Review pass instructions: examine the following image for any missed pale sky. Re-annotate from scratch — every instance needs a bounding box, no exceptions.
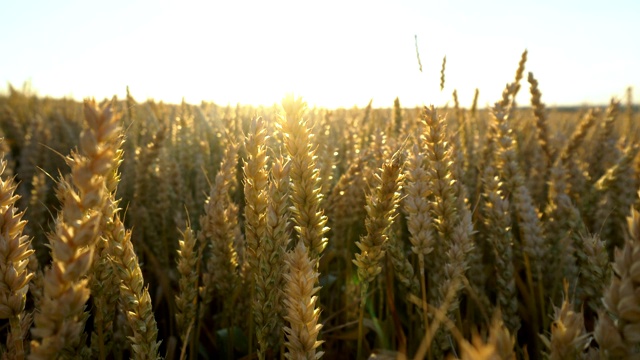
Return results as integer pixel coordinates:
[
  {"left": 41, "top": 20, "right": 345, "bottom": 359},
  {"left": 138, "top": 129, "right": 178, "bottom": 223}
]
[{"left": 1, "top": 0, "right": 638, "bottom": 108}]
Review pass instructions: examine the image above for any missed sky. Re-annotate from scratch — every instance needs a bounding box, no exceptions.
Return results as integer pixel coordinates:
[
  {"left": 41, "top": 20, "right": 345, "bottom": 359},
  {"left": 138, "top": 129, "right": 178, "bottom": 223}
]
[{"left": 1, "top": 0, "right": 638, "bottom": 108}]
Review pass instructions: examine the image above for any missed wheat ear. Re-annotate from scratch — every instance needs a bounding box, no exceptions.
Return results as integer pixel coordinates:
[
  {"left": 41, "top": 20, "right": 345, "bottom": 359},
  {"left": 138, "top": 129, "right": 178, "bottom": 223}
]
[
  {"left": 482, "top": 164, "right": 519, "bottom": 333},
  {"left": 198, "top": 141, "right": 240, "bottom": 314},
  {"left": 175, "top": 225, "right": 199, "bottom": 351},
  {"left": 242, "top": 116, "right": 270, "bottom": 358},
  {"left": 30, "top": 100, "right": 121, "bottom": 359},
  {"left": 457, "top": 311, "right": 517, "bottom": 360},
  {"left": 110, "top": 215, "right": 161, "bottom": 360},
  {"left": 596, "top": 197, "right": 640, "bottom": 357},
  {"left": 278, "top": 95, "right": 328, "bottom": 260},
  {"left": 440, "top": 55, "right": 447, "bottom": 91},
  {"left": 353, "top": 154, "right": 403, "bottom": 359},
  {"left": 255, "top": 155, "right": 291, "bottom": 358},
  {"left": 580, "top": 233, "right": 610, "bottom": 311},
  {"left": 528, "top": 72, "right": 552, "bottom": 164},
  {"left": 404, "top": 143, "right": 435, "bottom": 328},
  {"left": 540, "top": 281, "right": 590, "bottom": 360},
  {"left": 492, "top": 102, "right": 545, "bottom": 276},
  {"left": 422, "top": 105, "right": 459, "bottom": 303},
  {"left": 283, "top": 242, "right": 324, "bottom": 360},
  {"left": 0, "top": 157, "right": 34, "bottom": 360},
  {"left": 90, "top": 125, "right": 125, "bottom": 359}
]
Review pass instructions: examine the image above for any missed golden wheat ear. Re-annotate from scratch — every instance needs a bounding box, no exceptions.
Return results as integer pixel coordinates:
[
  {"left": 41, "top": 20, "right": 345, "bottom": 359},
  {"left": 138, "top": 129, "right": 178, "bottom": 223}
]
[
  {"left": 175, "top": 225, "right": 199, "bottom": 352},
  {"left": 31, "top": 100, "right": 121, "bottom": 359},
  {"left": 197, "top": 140, "right": 241, "bottom": 353},
  {"left": 540, "top": 281, "right": 590, "bottom": 359},
  {"left": 254, "top": 155, "right": 291, "bottom": 359},
  {"left": 278, "top": 95, "right": 328, "bottom": 260},
  {"left": 110, "top": 219, "right": 161, "bottom": 359},
  {"left": 353, "top": 154, "right": 403, "bottom": 359},
  {"left": 242, "top": 116, "right": 270, "bottom": 358},
  {"left": 0, "top": 155, "right": 34, "bottom": 360},
  {"left": 283, "top": 241, "right": 324, "bottom": 360}
]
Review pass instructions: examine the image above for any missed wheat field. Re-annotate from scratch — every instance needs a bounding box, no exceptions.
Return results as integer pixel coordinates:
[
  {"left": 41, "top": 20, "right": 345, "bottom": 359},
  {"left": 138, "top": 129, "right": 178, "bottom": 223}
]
[{"left": 0, "top": 52, "right": 639, "bottom": 360}]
